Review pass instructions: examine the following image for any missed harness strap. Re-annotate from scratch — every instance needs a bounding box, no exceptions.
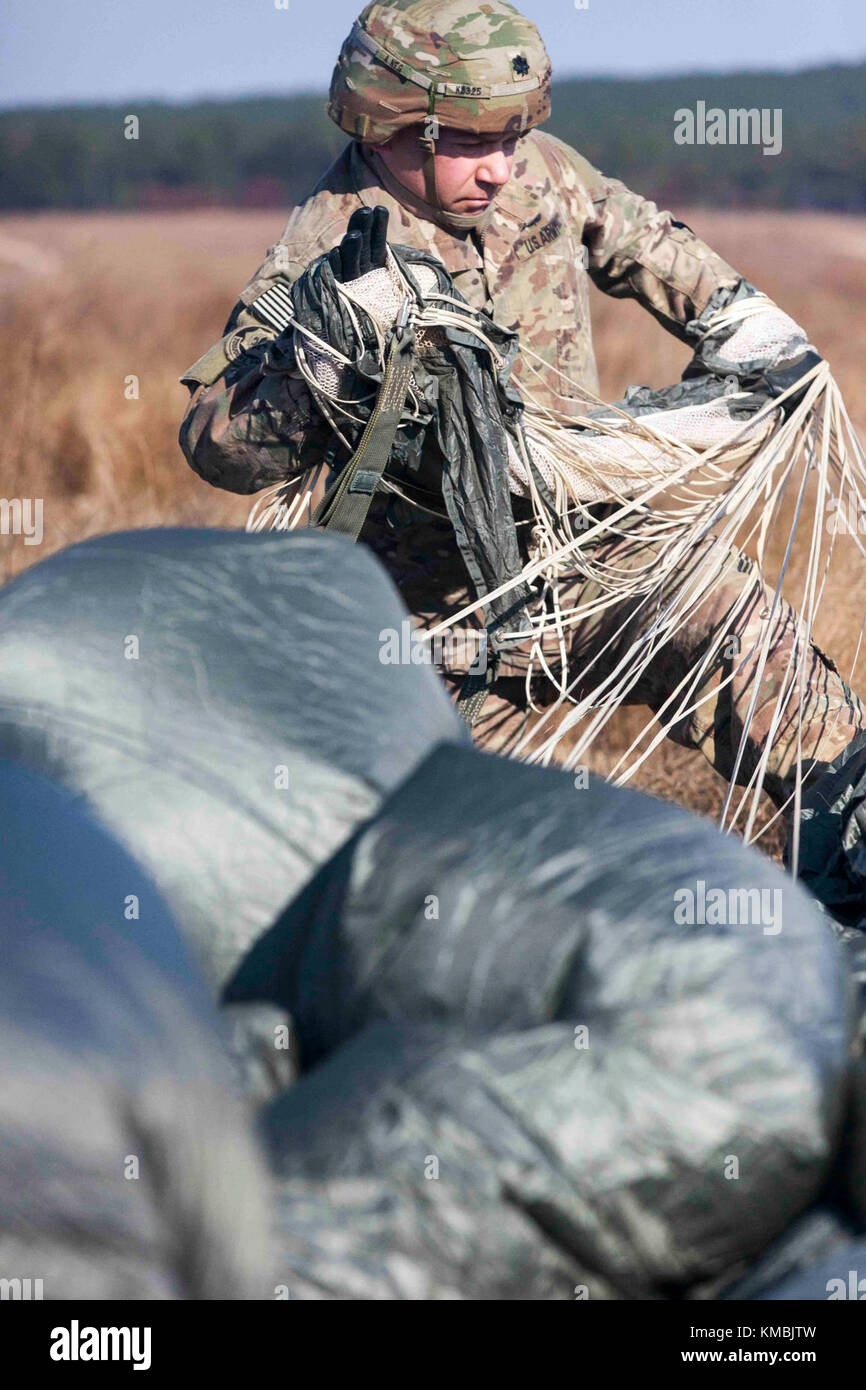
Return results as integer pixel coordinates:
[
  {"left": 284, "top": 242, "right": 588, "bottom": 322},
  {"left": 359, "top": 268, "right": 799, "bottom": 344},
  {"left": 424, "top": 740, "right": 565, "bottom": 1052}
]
[
  {"left": 312, "top": 323, "right": 416, "bottom": 542},
  {"left": 455, "top": 670, "right": 492, "bottom": 727},
  {"left": 313, "top": 311, "right": 497, "bottom": 729}
]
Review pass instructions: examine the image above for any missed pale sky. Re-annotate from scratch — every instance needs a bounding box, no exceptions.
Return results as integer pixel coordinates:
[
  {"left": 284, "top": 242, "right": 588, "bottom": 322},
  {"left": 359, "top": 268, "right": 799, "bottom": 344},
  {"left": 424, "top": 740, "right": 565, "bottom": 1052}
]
[{"left": 1, "top": 0, "right": 864, "bottom": 109}]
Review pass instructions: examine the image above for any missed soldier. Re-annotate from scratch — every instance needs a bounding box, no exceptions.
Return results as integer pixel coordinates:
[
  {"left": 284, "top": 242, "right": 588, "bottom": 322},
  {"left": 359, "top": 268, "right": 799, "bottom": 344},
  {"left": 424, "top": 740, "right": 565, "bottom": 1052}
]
[{"left": 179, "top": 0, "right": 862, "bottom": 810}]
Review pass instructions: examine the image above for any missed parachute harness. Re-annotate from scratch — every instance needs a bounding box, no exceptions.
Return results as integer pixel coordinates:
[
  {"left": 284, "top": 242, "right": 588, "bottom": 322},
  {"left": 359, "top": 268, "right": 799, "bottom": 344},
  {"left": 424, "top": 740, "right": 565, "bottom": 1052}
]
[{"left": 247, "top": 251, "right": 866, "bottom": 859}]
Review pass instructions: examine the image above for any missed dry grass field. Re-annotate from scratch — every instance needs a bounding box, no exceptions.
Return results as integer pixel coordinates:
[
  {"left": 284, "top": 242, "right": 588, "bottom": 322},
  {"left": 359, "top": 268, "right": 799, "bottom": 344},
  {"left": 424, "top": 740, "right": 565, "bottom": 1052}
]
[{"left": 2, "top": 204, "right": 866, "bottom": 843}]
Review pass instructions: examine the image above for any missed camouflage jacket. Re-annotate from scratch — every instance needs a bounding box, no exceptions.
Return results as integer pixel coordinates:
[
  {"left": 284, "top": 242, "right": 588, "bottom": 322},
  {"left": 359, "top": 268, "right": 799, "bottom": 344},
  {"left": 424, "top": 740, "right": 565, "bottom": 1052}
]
[{"left": 179, "top": 130, "right": 742, "bottom": 494}]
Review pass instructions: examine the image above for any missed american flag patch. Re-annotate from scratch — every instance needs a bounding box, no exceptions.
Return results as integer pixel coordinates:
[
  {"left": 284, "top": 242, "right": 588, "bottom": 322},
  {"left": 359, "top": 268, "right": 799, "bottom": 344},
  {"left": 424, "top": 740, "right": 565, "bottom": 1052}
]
[{"left": 249, "top": 281, "right": 295, "bottom": 333}]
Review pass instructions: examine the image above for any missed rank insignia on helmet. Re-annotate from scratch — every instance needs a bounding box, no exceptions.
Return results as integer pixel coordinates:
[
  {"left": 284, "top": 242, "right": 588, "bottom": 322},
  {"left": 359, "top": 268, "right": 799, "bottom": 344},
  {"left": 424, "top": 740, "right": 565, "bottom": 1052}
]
[{"left": 327, "top": 2, "right": 552, "bottom": 146}]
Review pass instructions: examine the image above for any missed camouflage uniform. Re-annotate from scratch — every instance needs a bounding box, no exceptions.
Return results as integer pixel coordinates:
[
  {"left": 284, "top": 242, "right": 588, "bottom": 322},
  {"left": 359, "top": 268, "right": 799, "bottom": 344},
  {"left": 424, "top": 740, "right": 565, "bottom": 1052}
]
[
  {"left": 180, "top": 130, "right": 742, "bottom": 482},
  {"left": 179, "top": 0, "right": 862, "bottom": 802}
]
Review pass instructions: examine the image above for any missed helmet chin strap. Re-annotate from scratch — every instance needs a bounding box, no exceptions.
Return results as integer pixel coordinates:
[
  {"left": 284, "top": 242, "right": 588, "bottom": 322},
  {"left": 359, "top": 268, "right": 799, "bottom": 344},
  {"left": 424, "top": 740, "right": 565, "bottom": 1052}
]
[
  {"left": 419, "top": 89, "right": 440, "bottom": 209},
  {"left": 421, "top": 135, "right": 440, "bottom": 209},
  {"left": 365, "top": 144, "right": 495, "bottom": 234},
  {"left": 364, "top": 91, "right": 497, "bottom": 237}
]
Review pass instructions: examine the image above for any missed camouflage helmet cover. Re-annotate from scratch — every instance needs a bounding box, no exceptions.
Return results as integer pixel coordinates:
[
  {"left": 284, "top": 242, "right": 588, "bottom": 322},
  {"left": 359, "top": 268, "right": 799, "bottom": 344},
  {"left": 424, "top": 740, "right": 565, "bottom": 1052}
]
[{"left": 327, "top": 0, "right": 553, "bottom": 144}]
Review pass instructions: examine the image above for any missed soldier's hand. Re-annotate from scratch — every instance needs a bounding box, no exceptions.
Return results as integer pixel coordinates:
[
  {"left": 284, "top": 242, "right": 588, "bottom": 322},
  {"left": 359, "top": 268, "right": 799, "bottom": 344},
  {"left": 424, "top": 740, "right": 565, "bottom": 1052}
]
[{"left": 327, "top": 206, "right": 389, "bottom": 283}]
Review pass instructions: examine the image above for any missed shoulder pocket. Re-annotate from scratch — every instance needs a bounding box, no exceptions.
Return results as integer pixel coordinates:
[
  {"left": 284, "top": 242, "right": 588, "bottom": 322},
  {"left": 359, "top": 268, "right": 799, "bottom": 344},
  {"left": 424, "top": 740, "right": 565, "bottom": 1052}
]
[{"left": 180, "top": 325, "right": 272, "bottom": 389}]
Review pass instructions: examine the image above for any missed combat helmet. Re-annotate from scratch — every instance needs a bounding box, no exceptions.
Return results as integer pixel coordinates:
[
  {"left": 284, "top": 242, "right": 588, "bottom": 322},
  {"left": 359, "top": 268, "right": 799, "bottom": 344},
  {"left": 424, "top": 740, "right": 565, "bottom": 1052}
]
[{"left": 327, "top": 0, "right": 552, "bottom": 209}]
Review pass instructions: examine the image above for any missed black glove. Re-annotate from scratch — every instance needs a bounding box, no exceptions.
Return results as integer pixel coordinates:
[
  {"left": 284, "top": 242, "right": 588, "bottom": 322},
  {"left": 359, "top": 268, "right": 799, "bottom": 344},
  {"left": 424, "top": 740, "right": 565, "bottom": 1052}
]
[{"left": 327, "top": 206, "right": 389, "bottom": 283}]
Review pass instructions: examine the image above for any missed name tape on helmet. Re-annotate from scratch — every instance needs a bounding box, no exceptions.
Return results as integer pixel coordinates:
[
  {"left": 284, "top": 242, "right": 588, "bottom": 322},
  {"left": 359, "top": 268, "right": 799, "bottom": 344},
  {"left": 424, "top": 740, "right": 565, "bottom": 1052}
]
[{"left": 350, "top": 21, "right": 544, "bottom": 100}]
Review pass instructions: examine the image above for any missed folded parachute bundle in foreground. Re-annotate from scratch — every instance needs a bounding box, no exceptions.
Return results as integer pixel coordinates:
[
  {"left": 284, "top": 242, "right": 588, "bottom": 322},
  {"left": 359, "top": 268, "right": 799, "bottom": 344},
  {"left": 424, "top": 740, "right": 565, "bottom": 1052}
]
[
  {"left": 0, "top": 759, "right": 276, "bottom": 1299},
  {"left": 1, "top": 528, "right": 865, "bottom": 1298}
]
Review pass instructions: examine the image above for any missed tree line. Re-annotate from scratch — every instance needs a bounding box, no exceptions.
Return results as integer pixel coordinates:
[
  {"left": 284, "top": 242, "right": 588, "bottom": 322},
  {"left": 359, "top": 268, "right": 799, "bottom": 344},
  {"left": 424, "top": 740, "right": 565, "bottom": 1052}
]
[{"left": 1, "top": 62, "right": 863, "bottom": 212}]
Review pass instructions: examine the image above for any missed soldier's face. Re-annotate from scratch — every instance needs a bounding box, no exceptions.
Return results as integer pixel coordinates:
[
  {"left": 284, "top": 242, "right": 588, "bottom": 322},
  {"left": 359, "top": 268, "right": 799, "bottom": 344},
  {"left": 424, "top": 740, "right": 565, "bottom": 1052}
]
[{"left": 372, "top": 126, "right": 519, "bottom": 212}]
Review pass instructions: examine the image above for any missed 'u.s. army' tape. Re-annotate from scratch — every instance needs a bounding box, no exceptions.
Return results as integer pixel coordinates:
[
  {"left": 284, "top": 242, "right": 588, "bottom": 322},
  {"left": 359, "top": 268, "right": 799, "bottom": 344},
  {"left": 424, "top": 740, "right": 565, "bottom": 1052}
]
[{"left": 248, "top": 280, "right": 295, "bottom": 333}]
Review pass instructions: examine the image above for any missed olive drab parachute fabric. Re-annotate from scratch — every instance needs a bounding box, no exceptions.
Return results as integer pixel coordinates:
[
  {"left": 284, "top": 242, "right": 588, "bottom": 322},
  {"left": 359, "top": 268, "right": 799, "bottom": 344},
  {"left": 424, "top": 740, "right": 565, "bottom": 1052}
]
[
  {"left": 264, "top": 1026, "right": 864, "bottom": 1300},
  {"left": 750, "top": 1238, "right": 866, "bottom": 1300},
  {"left": 2, "top": 527, "right": 865, "bottom": 1298},
  {"left": 229, "top": 740, "right": 854, "bottom": 1297},
  {"left": 0, "top": 761, "right": 275, "bottom": 1299},
  {"left": 790, "top": 730, "right": 866, "bottom": 1003},
  {"left": 722, "top": 1210, "right": 866, "bottom": 1300},
  {"left": 793, "top": 731, "right": 866, "bottom": 932},
  {"left": 0, "top": 528, "right": 463, "bottom": 993}
]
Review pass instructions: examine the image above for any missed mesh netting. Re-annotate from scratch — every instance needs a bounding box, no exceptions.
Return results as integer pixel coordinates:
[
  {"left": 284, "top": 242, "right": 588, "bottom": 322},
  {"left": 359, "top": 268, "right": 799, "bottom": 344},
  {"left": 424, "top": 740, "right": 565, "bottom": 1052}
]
[
  {"left": 508, "top": 395, "right": 778, "bottom": 503},
  {"left": 307, "top": 259, "right": 442, "bottom": 400},
  {"left": 703, "top": 298, "right": 811, "bottom": 369}
]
